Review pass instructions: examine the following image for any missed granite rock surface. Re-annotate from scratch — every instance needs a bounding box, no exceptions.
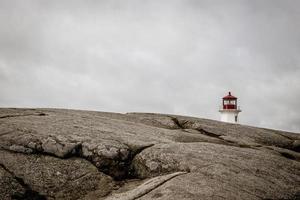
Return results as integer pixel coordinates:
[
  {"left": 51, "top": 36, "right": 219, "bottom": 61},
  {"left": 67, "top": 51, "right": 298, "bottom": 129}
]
[{"left": 0, "top": 108, "right": 299, "bottom": 200}]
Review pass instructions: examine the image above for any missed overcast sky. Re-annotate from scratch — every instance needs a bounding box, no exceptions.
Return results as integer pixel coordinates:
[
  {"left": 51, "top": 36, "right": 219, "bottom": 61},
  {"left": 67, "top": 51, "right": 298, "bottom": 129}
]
[{"left": 0, "top": 0, "right": 299, "bottom": 132}]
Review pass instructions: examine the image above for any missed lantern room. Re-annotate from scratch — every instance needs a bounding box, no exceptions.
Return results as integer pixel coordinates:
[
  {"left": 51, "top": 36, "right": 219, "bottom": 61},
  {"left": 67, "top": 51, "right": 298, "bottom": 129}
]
[
  {"left": 219, "top": 91, "right": 241, "bottom": 123},
  {"left": 222, "top": 92, "right": 237, "bottom": 110}
]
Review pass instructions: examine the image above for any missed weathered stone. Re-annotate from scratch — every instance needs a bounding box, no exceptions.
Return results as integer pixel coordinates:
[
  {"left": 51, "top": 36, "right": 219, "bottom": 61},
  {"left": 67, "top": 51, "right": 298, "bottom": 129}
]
[
  {"left": 132, "top": 143, "right": 300, "bottom": 199},
  {"left": 0, "top": 166, "right": 26, "bottom": 200},
  {"left": 0, "top": 108, "right": 299, "bottom": 199},
  {"left": 0, "top": 150, "right": 114, "bottom": 200},
  {"left": 293, "top": 140, "right": 300, "bottom": 152},
  {"left": 41, "top": 135, "right": 80, "bottom": 157},
  {"left": 104, "top": 172, "right": 187, "bottom": 200}
]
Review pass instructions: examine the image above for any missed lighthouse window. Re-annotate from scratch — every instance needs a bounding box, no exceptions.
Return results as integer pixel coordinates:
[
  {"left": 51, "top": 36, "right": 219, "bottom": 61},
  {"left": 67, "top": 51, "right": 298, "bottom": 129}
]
[
  {"left": 235, "top": 116, "right": 238, "bottom": 122},
  {"left": 224, "top": 100, "right": 229, "bottom": 105}
]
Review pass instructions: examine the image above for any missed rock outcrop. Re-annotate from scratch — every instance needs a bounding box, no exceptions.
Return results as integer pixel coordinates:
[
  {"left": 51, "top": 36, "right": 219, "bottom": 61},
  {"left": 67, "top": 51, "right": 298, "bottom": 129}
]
[{"left": 0, "top": 108, "right": 299, "bottom": 200}]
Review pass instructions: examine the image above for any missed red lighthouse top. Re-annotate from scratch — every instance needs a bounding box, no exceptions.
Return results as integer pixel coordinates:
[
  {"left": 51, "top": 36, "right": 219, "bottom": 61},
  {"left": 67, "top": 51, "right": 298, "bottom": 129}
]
[
  {"left": 222, "top": 92, "right": 238, "bottom": 109},
  {"left": 223, "top": 92, "right": 237, "bottom": 100}
]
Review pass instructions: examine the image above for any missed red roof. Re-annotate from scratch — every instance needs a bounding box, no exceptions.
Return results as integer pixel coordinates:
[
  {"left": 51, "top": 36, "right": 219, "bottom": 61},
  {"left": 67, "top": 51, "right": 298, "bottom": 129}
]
[{"left": 223, "top": 92, "right": 237, "bottom": 99}]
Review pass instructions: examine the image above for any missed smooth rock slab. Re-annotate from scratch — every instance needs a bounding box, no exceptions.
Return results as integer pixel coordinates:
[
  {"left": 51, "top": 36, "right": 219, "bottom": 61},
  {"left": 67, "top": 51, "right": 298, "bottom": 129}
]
[
  {"left": 0, "top": 150, "right": 114, "bottom": 200},
  {"left": 132, "top": 142, "right": 300, "bottom": 199}
]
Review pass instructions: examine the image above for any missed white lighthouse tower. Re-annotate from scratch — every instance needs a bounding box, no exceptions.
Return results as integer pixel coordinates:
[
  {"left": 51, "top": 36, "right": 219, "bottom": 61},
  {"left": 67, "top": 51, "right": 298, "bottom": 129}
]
[{"left": 219, "top": 92, "right": 241, "bottom": 123}]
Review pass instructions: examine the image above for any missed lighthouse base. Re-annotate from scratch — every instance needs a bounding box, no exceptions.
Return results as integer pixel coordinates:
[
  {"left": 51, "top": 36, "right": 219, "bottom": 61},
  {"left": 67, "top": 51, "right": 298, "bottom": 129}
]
[{"left": 219, "top": 109, "right": 241, "bottom": 123}]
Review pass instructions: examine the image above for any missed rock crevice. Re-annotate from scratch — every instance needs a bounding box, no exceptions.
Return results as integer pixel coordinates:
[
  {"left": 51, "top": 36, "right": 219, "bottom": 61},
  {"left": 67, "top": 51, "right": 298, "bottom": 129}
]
[
  {"left": 0, "top": 163, "right": 47, "bottom": 200},
  {"left": 104, "top": 171, "right": 188, "bottom": 200},
  {"left": 0, "top": 113, "right": 47, "bottom": 119}
]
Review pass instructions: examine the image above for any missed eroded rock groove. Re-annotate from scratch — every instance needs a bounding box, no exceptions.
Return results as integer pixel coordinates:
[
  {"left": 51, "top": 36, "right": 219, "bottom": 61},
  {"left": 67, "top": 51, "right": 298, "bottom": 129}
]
[{"left": 0, "top": 164, "right": 47, "bottom": 200}]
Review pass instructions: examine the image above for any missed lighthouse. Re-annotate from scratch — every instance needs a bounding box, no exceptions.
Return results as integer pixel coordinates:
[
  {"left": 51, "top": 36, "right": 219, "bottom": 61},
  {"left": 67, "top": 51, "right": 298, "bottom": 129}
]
[{"left": 219, "top": 92, "right": 241, "bottom": 123}]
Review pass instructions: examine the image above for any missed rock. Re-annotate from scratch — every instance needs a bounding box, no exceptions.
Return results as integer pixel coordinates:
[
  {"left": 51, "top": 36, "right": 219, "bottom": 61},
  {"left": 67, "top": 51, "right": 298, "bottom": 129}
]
[
  {"left": 132, "top": 143, "right": 300, "bottom": 199},
  {"left": 104, "top": 172, "right": 187, "bottom": 200},
  {"left": 261, "top": 146, "right": 300, "bottom": 161},
  {"left": 0, "top": 150, "right": 114, "bottom": 200},
  {"left": 293, "top": 140, "right": 300, "bottom": 152},
  {"left": 41, "top": 135, "right": 80, "bottom": 157},
  {"left": 0, "top": 108, "right": 299, "bottom": 199},
  {"left": 0, "top": 166, "right": 26, "bottom": 199}
]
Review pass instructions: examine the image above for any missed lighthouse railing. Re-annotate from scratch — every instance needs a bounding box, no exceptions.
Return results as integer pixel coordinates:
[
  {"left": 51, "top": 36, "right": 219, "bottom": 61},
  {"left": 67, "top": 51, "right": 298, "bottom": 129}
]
[{"left": 219, "top": 105, "right": 241, "bottom": 111}]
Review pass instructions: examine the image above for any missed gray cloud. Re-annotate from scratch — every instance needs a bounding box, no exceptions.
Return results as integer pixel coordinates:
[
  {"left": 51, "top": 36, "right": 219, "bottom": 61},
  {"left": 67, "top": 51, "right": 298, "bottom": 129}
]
[{"left": 0, "top": 0, "right": 299, "bottom": 132}]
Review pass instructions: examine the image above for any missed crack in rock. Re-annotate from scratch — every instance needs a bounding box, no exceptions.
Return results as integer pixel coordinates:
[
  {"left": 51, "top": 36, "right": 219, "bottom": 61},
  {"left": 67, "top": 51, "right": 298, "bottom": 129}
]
[
  {"left": 0, "top": 113, "right": 47, "bottom": 119},
  {"left": 0, "top": 164, "right": 47, "bottom": 200},
  {"left": 80, "top": 142, "right": 154, "bottom": 180},
  {"left": 0, "top": 130, "right": 14, "bottom": 137},
  {"left": 292, "top": 140, "right": 300, "bottom": 153},
  {"left": 104, "top": 171, "right": 187, "bottom": 200},
  {"left": 263, "top": 146, "right": 300, "bottom": 162},
  {"left": 168, "top": 117, "right": 249, "bottom": 148},
  {"left": 3, "top": 133, "right": 155, "bottom": 181},
  {"left": 169, "top": 117, "right": 186, "bottom": 129},
  {"left": 196, "top": 128, "right": 223, "bottom": 138}
]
